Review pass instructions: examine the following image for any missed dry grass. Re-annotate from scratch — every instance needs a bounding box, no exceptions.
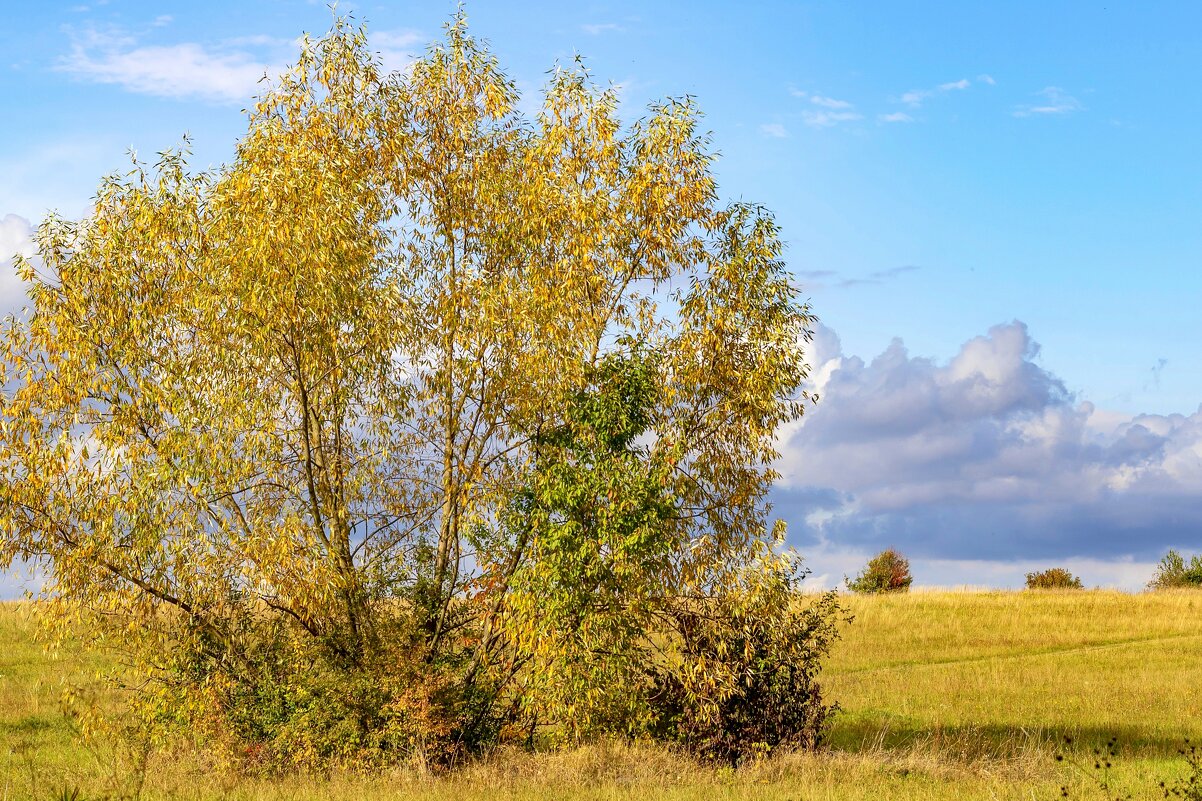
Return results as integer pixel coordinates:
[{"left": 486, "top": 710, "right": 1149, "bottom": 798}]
[{"left": 0, "top": 590, "right": 1198, "bottom": 799}]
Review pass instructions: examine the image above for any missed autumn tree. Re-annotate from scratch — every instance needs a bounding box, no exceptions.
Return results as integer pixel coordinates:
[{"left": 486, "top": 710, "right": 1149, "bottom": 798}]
[
  {"left": 847, "top": 549, "right": 913, "bottom": 594},
  {"left": 0, "top": 16, "right": 838, "bottom": 768}
]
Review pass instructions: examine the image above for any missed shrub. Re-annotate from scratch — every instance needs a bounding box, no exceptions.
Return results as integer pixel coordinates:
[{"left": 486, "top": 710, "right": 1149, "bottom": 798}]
[
  {"left": 1148, "top": 550, "right": 1202, "bottom": 589},
  {"left": 847, "top": 549, "right": 913, "bottom": 594},
  {"left": 1024, "top": 567, "right": 1083, "bottom": 589},
  {"left": 649, "top": 556, "right": 846, "bottom": 765}
]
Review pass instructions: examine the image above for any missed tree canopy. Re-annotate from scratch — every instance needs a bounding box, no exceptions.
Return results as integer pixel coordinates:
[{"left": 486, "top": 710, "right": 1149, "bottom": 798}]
[{"left": 0, "top": 16, "right": 836, "bottom": 768}]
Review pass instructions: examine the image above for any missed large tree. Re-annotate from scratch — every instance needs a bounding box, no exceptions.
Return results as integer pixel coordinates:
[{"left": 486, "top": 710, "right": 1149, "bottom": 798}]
[{"left": 0, "top": 17, "right": 835, "bottom": 768}]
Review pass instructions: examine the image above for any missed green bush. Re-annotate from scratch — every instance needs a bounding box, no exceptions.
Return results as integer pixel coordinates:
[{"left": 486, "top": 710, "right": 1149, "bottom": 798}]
[
  {"left": 1148, "top": 549, "right": 1202, "bottom": 589},
  {"left": 1024, "top": 567, "right": 1083, "bottom": 589},
  {"left": 847, "top": 549, "right": 913, "bottom": 594}
]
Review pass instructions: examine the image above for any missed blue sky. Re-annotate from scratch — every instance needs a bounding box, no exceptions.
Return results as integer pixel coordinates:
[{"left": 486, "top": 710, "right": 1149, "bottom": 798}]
[{"left": 2, "top": 1, "right": 1201, "bottom": 590}]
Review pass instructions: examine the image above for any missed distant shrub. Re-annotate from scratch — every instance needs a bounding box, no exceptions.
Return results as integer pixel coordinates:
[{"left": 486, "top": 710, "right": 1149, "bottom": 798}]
[
  {"left": 1148, "top": 549, "right": 1202, "bottom": 589},
  {"left": 1024, "top": 567, "right": 1083, "bottom": 590},
  {"left": 847, "top": 549, "right": 912, "bottom": 594}
]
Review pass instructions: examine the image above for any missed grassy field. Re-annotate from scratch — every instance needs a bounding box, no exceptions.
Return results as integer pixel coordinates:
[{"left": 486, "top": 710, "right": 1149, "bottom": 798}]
[{"left": 0, "top": 590, "right": 1199, "bottom": 800}]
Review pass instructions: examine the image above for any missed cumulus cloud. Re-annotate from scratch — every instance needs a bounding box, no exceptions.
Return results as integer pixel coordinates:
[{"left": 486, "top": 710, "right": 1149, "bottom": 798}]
[{"left": 775, "top": 321, "right": 1202, "bottom": 574}]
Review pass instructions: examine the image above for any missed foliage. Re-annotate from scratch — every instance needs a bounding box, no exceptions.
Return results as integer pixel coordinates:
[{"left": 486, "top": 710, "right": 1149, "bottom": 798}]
[
  {"left": 1025, "top": 568, "right": 1084, "bottom": 590},
  {"left": 648, "top": 562, "right": 846, "bottom": 765},
  {"left": 1148, "top": 550, "right": 1202, "bottom": 590},
  {"left": 0, "top": 14, "right": 830, "bottom": 769},
  {"left": 846, "top": 549, "right": 913, "bottom": 594}
]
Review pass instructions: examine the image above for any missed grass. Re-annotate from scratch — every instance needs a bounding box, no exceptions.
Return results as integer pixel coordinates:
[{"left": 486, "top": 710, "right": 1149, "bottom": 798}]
[{"left": 0, "top": 590, "right": 1198, "bottom": 799}]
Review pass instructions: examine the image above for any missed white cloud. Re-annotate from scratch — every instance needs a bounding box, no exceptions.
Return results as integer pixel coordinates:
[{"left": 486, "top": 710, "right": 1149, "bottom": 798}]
[
  {"left": 878, "top": 111, "right": 913, "bottom": 123},
  {"left": 372, "top": 29, "right": 423, "bottom": 74},
  {"left": 775, "top": 321, "right": 1202, "bottom": 566},
  {"left": 899, "top": 76, "right": 982, "bottom": 108},
  {"left": 0, "top": 214, "right": 34, "bottom": 316},
  {"left": 759, "top": 122, "right": 788, "bottom": 138},
  {"left": 58, "top": 25, "right": 423, "bottom": 104},
  {"left": 977, "top": 73, "right": 997, "bottom": 86},
  {"left": 581, "top": 22, "right": 623, "bottom": 35},
  {"left": 801, "top": 110, "right": 862, "bottom": 128},
  {"left": 1013, "top": 86, "right": 1083, "bottom": 117},
  {"left": 810, "top": 94, "right": 853, "bottom": 109},
  {"left": 59, "top": 27, "right": 284, "bottom": 104}
]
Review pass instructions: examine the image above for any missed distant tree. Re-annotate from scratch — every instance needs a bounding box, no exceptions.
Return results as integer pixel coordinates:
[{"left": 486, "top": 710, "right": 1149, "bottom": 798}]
[
  {"left": 1025, "top": 568, "right": 1084, "bottom": 590},
  {"left": 847, "top": 549, "right": 913, "bottom": 594},
  {"left": 1148, "top": 550, "right": 1202, "bottom": 590}
]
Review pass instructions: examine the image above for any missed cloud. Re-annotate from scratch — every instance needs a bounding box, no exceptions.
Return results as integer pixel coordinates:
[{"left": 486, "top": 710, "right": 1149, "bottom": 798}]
[
  {"left": 759, "top": 123, "right": 788, "bottom": 138},
  {"left": 789, "top": 91, "right": 862, "bottom": 127},
  {"left": 977, "top": 74, "right": 997, "bottom": 86},
  {"left": 899, "top": 76, "right": 984, "bottom": 107},
  {"left": 58, "top": 25, "right": 422, "bottom": 104},
  {"left": 810, "top": 94, "right": 854, "bottom": 109},
  {"left": 798, "top": 265, "right": 918, "bottom": 290},
  {"left": 59, "top": 26, "right": 284, "bottom": 103},
  {"left": 1013, "top": 86, "right": 1083, "bottom": 117},
  {"left": 878, "top": 112, "right": 913, "bottom": 124},
  {"left": 938, "top": 78, "right": 970, "bottom": 91},
  {"left": 581, "top": 22, "right": 623, "bottom": 35},
  {"left": 0, "top": 214, "right": 34, "bottom": 316},
  {"left": 801, "top": 110, "right": 862, "bottom": 128},
  {"left": 775, "top": 321, "right": 1202, "bottom": 573}
]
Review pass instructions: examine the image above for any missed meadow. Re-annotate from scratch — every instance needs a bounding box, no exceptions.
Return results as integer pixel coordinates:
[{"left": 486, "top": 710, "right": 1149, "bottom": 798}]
[{"left": 0, "top": 589, "right": 1198, "bottom": 800}]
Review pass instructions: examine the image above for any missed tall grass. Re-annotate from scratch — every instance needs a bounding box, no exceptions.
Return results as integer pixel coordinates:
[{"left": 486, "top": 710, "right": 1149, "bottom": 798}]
[{"left": 0, "top": 590, "right": 1197, "bottom": 799}]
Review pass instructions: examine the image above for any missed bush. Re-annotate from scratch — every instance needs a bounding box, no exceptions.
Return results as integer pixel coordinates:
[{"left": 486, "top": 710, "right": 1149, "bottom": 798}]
[
  {"left": 1025, "top": 567, "right": 1083, "bottom": 589},
  {"left": 847, "top": 549, "right": 913, "bottom": 594},
  {"left": 1148, "top": 550, "right": 1202, "bottom": 590},
  {"left": 649, "top": 558, "right": 846, "bottom": 765}
]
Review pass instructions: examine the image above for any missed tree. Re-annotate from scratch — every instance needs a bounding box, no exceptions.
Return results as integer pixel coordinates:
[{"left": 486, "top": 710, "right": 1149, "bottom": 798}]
[
  {"left": 0, "top": 16, "right": 834, "bottom": 767},
  {"left": 1024, "top": 568, "right": 1083, "bottom": 590},
  {"left": 847, "top": 549, "right": 913, "bottom": 594},
  {"left": 1148, "top": 550, "right": 1202, "bottom": 590}
]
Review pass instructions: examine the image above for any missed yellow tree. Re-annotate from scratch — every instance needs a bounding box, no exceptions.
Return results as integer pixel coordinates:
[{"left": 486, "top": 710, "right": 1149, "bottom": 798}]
[{"left": 0, "top": 16, "right": 836, "bottom": 767}]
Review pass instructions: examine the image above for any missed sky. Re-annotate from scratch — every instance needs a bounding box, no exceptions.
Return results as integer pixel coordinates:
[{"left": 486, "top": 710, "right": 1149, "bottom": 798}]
[{"left": 1, "top": 1, "right": 1201, "bottom": 591}]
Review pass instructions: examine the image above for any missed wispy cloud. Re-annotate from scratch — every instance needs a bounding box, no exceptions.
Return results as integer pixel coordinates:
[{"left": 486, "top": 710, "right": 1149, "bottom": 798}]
[
  {"left": 798, "top": 265, "right": 918, "bottom": 289},
  {"left": 59, "top": 26, "right": 283, "bottom": 104},
  {"left": 802, "top": 110, "right": 863, "bottom": 128},
  {"left": 790, "top": 90, "right": 862, "bottom": 128},
  {"left": 899, "top": 76, "right": 984, "bottom": 107},
  {"left": 1013, "top": 86, "right": 1083, "bottom": 117},
  {"left": 810, "top": 94, "right": 853, "bottom": 109},
  {"left": 759, "top": 122, "right": 788, "bottom": 138},
  {"left": 581, "top": 22, "right": 623, "bottom": 35},
  {"left": 878, "top": 111, "right": 913, "bottom": 124},
  {"left": 58, "top": 24, "right": 423, "bottom": 104}
]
